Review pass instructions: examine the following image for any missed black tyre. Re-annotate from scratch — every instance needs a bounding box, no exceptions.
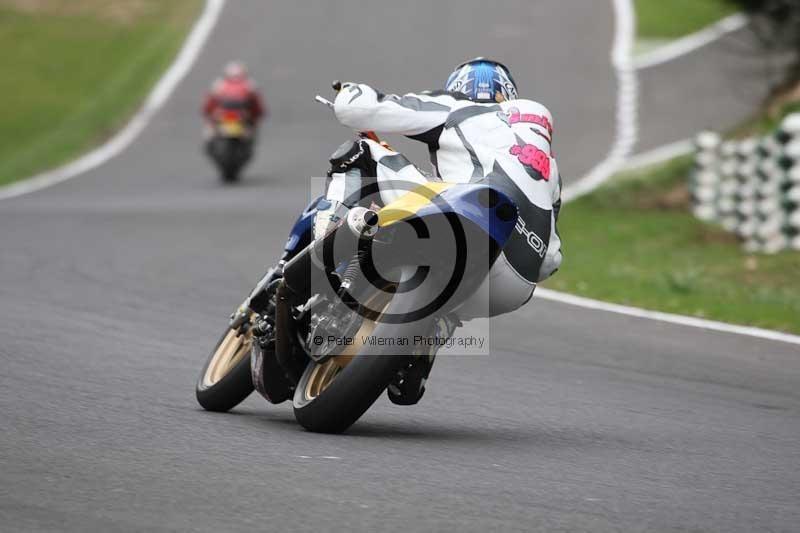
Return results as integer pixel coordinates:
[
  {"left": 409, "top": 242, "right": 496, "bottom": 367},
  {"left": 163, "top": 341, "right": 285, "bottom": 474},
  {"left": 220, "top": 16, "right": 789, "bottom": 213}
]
[
  {"left": 196, "top": 324, "right": 255, "bottom": 412},
  {"left": 221, "top": 164, "right": 240, "bottom": 183},
  {"left": 292, "top": 290, "right": 434, "bottom": 433},
  {"left": 214, "top": 138, "right": 248, "bottom": 183}
]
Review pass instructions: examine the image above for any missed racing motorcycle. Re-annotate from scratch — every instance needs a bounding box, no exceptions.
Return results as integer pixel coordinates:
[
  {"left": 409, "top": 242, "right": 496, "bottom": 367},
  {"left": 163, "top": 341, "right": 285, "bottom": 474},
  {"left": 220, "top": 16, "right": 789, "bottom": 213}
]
[
  {"left": 205, "top": 103, "right": 254, "bottom": 182},
  {"left": 195, "top": 83, "right": 519, "bottom": 433}
]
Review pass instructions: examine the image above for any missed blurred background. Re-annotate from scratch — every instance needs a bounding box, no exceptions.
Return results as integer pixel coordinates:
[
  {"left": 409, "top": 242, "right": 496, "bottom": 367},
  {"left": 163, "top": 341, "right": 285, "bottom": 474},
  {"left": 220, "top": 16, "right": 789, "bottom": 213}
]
[
  {"left": 1, "top": 0, "right": 797, "bottom": 331},
  {"left": 1, "top": 1, "right": 799, "bottom": 531}
]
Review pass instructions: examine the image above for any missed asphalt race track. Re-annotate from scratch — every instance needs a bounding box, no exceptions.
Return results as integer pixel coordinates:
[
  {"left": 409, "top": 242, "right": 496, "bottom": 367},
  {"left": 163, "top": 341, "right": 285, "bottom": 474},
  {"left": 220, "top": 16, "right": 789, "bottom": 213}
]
[
  {"left": 636, "top": 26, "right": 779, "bottom": 152},
  {"left": 1, "top": 2, "right": 799, "bottom": 531}
]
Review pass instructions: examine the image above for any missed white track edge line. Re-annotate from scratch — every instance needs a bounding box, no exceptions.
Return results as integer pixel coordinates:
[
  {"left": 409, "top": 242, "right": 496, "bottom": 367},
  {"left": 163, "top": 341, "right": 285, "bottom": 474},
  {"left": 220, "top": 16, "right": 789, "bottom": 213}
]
[
  {"left": 561, "top": 0, "right": 637, "bottom": 204},
  {"left": 548, "top": 1, "right": 800, "bottom": 346},
  {"left": 5, "top": 0, "right": 793, "bottom": 345},
  {"left": 536, "top": 288, "right": 800, "bottom": 345},
  {"left": 620, "top": 138, "right": 694, "bottom": 171},
  {"left": 633, "top": 13, "right": 748, "bottom": 70},
  {"left": 0, "top": 0, "right": 227, "bottom": 202}
]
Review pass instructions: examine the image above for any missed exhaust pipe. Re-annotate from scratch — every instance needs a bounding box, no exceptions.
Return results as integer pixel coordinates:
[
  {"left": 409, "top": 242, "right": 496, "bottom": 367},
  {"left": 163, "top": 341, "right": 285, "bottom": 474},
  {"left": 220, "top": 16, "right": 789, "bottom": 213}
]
[
  {"left": 282, "top": 207, "right": 380, "bottom": 298},
  {"left": 346, "top": 207, "right": 379, "bottom": 238}
]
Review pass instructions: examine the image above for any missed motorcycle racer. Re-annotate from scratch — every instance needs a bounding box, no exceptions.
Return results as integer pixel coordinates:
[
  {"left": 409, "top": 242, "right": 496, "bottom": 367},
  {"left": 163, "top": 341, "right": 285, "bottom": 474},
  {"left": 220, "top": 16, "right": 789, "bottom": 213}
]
[
  {"left": 201, "top": 61, "right": 268, "bottom": 181},
  {"left": 243, "top": 58, "right": 564, "bottom": 408},
  {"left": 330, "top": 58, "right": 562, "bottom": 319},
  {"left": 202, "top": 61, "right": 267, "bottom": 133},
  {"left": 308, "top": 58, "right": 564, "bottom": 405}
]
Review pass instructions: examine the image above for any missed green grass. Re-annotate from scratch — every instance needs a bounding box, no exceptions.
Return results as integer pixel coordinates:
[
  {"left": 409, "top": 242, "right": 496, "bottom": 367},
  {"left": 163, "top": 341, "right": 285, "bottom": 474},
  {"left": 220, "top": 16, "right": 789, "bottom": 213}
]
[
  {"left": 635, "top": 0, "right": 738, "bottom": 39},
  {"left": 542, "top": 158, "right": 800, "bottom": 334},
  {"left": 0, "top": 1, "right": 202, "bottom": 186},
  {"left": 733, "top": 100, "right": 800, "bottom": 138}
]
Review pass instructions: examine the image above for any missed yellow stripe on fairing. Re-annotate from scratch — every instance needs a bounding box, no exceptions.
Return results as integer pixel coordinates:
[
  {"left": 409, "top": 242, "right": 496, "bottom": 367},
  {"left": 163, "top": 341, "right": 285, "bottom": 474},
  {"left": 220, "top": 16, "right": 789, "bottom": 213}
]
[{"left": 377, "top": 182, "right": 455, "bottom": 227}]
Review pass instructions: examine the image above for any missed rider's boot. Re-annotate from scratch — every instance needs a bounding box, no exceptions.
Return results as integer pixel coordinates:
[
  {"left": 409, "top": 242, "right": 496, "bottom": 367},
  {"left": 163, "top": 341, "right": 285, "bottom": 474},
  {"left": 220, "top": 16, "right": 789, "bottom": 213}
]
[{"left": 387, "top": 313, "right": 461, "bottom": 406}]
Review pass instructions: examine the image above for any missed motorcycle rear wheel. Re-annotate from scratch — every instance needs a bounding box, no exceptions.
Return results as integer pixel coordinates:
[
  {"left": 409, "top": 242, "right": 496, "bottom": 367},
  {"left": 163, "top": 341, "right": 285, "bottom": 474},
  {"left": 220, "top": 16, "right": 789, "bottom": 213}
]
[{"left": 292, "top": 290, "right": 434, "bottom": 433}]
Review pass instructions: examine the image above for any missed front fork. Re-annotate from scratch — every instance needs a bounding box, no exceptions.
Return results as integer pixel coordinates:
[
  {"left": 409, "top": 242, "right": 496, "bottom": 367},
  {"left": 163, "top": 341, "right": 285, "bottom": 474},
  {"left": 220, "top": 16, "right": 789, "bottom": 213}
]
[{"left": 230, "top": 188, "right": 329, "bottom": 329}]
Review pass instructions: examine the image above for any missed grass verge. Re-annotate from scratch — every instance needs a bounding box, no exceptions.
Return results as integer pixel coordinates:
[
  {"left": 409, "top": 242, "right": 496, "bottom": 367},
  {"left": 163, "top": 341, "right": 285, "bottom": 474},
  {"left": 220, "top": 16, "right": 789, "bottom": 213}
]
[
  {"left": 635, "top": 0, "right": 738, "bottom": 39},
  {"left": 0, "top": 0, "right": 202, "bottom": 186},
  {"left": 542, "top": 157, "right": 800, "bottom": 334}
]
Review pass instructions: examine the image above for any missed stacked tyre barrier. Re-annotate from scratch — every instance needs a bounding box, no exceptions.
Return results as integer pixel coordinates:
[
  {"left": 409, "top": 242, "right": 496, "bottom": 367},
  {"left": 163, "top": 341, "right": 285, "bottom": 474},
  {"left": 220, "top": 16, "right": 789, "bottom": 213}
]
[{"left": 689, "top": 114, "right": 800, "bottom": 253}]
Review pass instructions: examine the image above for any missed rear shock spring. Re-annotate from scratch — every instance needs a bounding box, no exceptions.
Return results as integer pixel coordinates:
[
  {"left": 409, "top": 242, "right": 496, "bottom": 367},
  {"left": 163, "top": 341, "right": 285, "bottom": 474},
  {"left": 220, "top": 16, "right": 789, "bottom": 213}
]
[{"left": 338, "top": 248, "right": 368, "bottom": 296}]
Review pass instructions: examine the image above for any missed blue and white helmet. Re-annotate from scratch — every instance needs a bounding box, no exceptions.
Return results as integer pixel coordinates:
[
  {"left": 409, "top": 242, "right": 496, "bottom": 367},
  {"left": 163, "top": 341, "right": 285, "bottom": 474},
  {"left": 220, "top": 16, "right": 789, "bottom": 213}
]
[{"left": 445, "top": 58, "right": 518, "bottom": 103}]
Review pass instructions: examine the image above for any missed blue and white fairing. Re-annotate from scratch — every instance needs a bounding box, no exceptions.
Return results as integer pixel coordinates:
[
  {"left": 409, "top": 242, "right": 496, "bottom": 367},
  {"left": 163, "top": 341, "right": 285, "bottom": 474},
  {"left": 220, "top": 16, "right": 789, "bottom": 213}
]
[
  {"left": 378, "top": 183, "right": 518, "bottom": 249},
  {"left": 281, "top": 196, "right": 328, "bottom": 260}
]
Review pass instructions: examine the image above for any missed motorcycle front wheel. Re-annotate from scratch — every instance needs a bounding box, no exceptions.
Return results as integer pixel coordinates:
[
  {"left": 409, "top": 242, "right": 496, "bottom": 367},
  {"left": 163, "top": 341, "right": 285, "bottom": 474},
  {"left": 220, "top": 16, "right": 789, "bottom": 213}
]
[
  {"left": 195, "top": 316, "right": 255, "bottom": 412},
  {"left": 209, "top": 137, "right": 247, "bottom": 183},
  {"left": 221, "top": 167, "right": 241, "bottom": 183}
]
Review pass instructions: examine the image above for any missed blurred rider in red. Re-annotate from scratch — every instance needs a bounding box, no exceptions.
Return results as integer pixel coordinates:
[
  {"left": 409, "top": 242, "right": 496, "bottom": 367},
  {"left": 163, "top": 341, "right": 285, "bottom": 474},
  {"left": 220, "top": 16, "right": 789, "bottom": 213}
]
[{"left": 202, "top": 61, "right": 267, "bottom": 137}]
